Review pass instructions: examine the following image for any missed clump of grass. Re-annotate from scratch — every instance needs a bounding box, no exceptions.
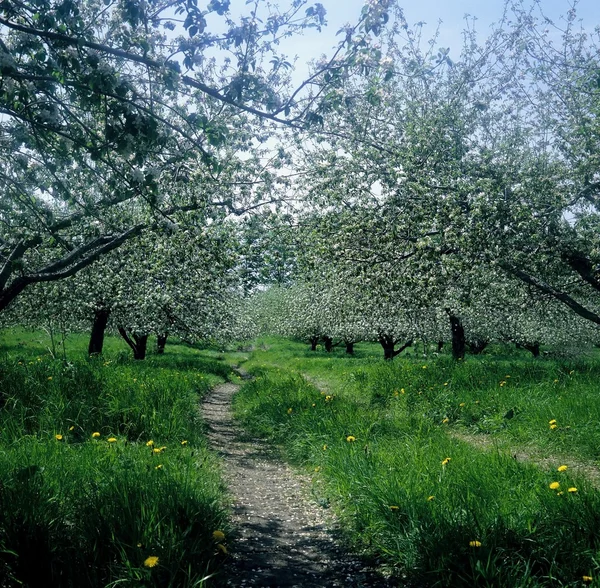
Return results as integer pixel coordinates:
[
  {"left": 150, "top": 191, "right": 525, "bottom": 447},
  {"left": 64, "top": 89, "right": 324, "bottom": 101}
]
[
  {"left": 0, "top": 331, "right": 232, "bottom": 587},
  {"left": 233, "top": 359, "right": 600, "bottom": 586}
]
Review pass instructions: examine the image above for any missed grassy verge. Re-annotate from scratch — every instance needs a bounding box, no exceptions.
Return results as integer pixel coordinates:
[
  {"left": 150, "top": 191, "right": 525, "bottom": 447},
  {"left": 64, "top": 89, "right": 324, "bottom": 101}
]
[
  {"left": 233, "top": 337, "right": 600, "bottom": 587},
  {"left": 0, "top": 329, "right": 233, "bottom": 587}
]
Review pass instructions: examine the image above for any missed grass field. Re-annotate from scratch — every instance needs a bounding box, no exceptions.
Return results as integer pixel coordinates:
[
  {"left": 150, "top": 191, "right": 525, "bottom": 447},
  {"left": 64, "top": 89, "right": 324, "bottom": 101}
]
[
  {"left": 233, "top": 337, "right": 600, "bottom": 587},
  {"left": 0, "top": 328, "right": 234, "bottom": 587}
]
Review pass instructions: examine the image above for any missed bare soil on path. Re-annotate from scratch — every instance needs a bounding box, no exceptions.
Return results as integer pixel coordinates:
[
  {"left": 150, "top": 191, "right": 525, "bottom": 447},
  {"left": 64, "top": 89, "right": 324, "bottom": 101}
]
[{"left": 202, "top": 379, "right": 394, "bottom": 588}]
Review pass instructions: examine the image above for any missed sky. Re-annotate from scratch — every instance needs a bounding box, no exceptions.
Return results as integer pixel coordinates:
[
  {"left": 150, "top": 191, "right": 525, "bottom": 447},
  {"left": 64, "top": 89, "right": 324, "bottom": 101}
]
[{"left": 272, "top": 0, "right": 600, "bottom": 79}]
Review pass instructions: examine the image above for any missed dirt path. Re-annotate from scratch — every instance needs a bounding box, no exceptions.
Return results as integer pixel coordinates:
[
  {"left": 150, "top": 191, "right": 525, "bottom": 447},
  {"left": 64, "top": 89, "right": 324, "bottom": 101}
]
[{"left": 202, "top": 380, "right": 393, "bottom": 588}]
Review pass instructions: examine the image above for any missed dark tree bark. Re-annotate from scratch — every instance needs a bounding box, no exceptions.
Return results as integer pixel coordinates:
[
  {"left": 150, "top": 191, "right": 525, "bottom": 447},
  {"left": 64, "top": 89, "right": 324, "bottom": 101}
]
[
  {"left": 118, "top": 327, "right": 149, "bottom": 360},
  {"left": 516, "top": 341, "right": 540, "bottom": 357},
  {"left": 323, "top": 336, "right": 333, "bottom": 352},
  {"left": 345, "top": 342, "right": 355, "bottom": 355},
  {"left": 378, "top": 335, "right": 412, "bottom": 360},
  {"left": 446, "top": 311, "right": 466, "bottom": 360},
  {"left": 437, "top": 341, "right": 444, "bottom": 352},
  {"left": 467, "top": 339, "right": 489, "bottom": 355},
  {"left": 156, "top": 333, "right": 168, "bottom": 354},
  {"left": 310, "top": 336, "right": 319, "bottom": 351},
  {"left": 88, "top": 307, "right": 111, "bottom": 356}
]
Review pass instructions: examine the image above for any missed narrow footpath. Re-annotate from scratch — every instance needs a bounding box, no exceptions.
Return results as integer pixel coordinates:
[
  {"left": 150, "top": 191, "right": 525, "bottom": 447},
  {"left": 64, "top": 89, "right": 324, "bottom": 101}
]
[{"left": 202, "top": 379, "right": 393, "bottom": 588}]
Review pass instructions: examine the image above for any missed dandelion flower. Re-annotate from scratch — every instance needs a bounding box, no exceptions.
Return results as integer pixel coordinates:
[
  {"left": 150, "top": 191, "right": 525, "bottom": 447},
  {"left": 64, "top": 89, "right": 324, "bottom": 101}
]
[
  {"left": 499, "top": 381, "right": 506, "bottom": 387},
  {"left": 155, "top": 464, "right": 163, "bottom": 470},
  {"left": 441, "top": 457, "right": 451, "bottom": 466},
  {"left": 325, "top": 395, "right": 332, "bottom": 402},
  {"left": 323, "top": 444, "right": 327, "bottom": 450},
  {"left": 312, "top": 403, "right": 316, "bottom": 407},
  {"left": 469, "top": 541, "right": 482, "bottom": 547},
  {"left": 143, "top": 556, "right": 159, "bottom": 568},
  {"left": 549, "top": 482, "right": 560, "bottom": 490},
  {"left": 400, "top": 388, "right": 405, "bottom": 394},
  {"left": 217, "top": 543, "right": 228, "bottom": 554},
  {"left": 55, "top": 434, "right": 63, "bottom": 441},
  {"left": 314, "top": 466, "right": 320, "bottom": 472},
  {"left": 459, "top": 402, "right": 465, "bottom": 407},
  {"left": 442, "top": 418, "right": 449, "bottom": 424},
  {"left": 48, "top": 376, "right": 52, "bottom": 381},
  {"left": 422, "top": 365, "right": 427, "bottom": 369},
  {"left": 181, "top": 440, "right": 188, "bottom": 446},
  {"left": 549, "top": 419, "right": 557, "bottom": 425},
  {"left": 153, "top": 447, "right": 162, "bottom": 454},
  {"left": 146, "top": 440, "right": 154, "bottom": 447},
  {"left": 557, "top": 465, "right": 568, "bottom": 472},
  {"left": 568, "top": 487, "right": 578, "bottom": 493},
  {"left": 583, "top": 576, "right": 593, "bottom": 583},
  {"left": 287, "top": 408, "right": 293, "bottom": 414},
  {"left": 389, "top": 505, "right": 399, "bottom": 511},
  {"left": 346, "top": 435, "right": 356, "bottom": 442},
  {"left": 550, "top": 424, "right": 558, "bottom": 430},
  {"left": 212, "top": 530, "right": 225, "bottom": 542},
  {"left": 107, "top": 437, "right": 117, "bottom": 443},
  {"left": 444, "top": 382, "right": 448, "bottom": 386},
  {"left": 92, "top": 432, "right": 101, "bottom": 438},
  {"left": 427, "top": 496, "right": 435, "bottom": 501},
  {"left": 69, "top": 426, "right": 75, "bottom": 431}
]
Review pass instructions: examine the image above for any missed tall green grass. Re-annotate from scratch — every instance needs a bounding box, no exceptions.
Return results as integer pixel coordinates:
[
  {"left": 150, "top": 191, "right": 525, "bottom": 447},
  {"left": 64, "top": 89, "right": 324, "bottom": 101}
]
[
  {"left": 234, "top": 338, "right": 600, "bottom": 587},
  {"left": 0, "top": 330, "right": 233, "bottom": 587}
]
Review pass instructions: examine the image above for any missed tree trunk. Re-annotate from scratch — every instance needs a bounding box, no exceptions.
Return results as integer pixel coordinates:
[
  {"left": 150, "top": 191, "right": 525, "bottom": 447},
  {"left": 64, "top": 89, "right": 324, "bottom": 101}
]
[
  {"left": 519, "top": 341, "right": 540, "bottom": 357},
  {"left": 447, "top": 312, "right": 465, "bottom": 360},
  {"left": 323, "top": 336, "right": 333, "bottom": 352},
  {"left": 118, "top": 327, "right": 149, "bottom": 360},
  {"left": 437, "top": 341, "right": 444, "bottom": 352},
  {"left": 88, "top": 308, "right": 110, "bottom": 356},
  {"left": 467, "top": 339, "right": 488, "bottom": 355},
  {"left": 156, "top": 333, "right": 168, "bottom": 354},
  {"left": 310, "top": 336, "right": 319, "bottom": 351},
  {"left": 345, "top": 342, "right": 354, "bottom": 355},
  {"left": 379, "top": 336, "right": 412, "bottom": 360}
]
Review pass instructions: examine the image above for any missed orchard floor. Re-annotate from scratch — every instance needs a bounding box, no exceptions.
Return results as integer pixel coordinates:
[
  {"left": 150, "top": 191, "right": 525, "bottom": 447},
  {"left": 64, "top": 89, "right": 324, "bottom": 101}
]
[{"left": 202, "top": 378, "right": 392, "bottom": 588}]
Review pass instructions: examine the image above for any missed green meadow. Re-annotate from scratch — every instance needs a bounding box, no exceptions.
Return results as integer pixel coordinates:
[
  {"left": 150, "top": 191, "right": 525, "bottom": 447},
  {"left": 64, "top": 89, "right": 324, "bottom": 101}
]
[{"left": 2, "top": 330, "right": 600, "bottom": 587}]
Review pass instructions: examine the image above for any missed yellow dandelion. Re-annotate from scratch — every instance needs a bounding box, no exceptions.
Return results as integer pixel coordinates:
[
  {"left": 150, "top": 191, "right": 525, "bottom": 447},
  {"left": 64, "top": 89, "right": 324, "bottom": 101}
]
[
  {"left": 143, "top": 556, "right": 159, "bottom": 568},
  {"left": 55, "top": 434, "right": 63, "bottom": 441},
  {"left": 475, "top": 400, "right": 480, "bottom": 404},
  {"left": 146, "top": 440, "right": 154, "bottom": 447},
  {"left": 441, "top": 457, "right": 451, "bottom": 466},
  {"left": 287, "top": 408, "right": 293, "bottom": 414},
  {"left": 314, "top": 466, "right": 320, "bottom": 472},
  {"left": 153, "top": 447, "right": 162, "bottom": 454},
  {"left": 181, "top": 440, "right": 188, "bottom": 446},
  {"left": 69, "top": 426, "right": 75, "bottom": 431},
  {"left": 155, "top": 464, "right": 163, "bottom": 470},
  {"left": 107, "top": 437, "right": 117, "bottom": 443},
  {"left": 557, "top": 491, "right": 564, "bottom": 496},
  {"left": 427, "top": 496, "right": 435, "bottom": 501},
  {"left": 389, "top": 505, "right": 399, "bottom": 511},
  {"left": 325, "top": 395, "right": 332, "bottom": 402},
  {"left": 323, "top": 444, "right": 327, "bottom": 450},
  {"left": 212, "top": 530, "right": 225, "bottom": 542},
  {"left": 569, "top": 370, "right": 575, "bottom": 375},
  {"left": 568, "top": 487, "right": 578, "bottom": 493},
  {"left": 583, "top": 576, "right": 593, "bottom": 583},
  {"left": 499, "top": 381, "right": 506, "bottom": 387},
  {"left": 469, "top": 540, "right": 482, "bottom": 547},
  {"left": 442, "top": 418, "right": 449, "bottom": 424},
  {"left": 443, "top": 382, "right": 448, "bottom": 386},
  {"left": 459, "top": 402, "right": 465, "bottom": 407},
  {"left": 217, "top": 543, "right": 228, "bottom": 554},
  {"left": 92, "top": 432, "right": 101, "bottom": 438},
  {"left": 422, "top": 365, "right": 427, "bottom": 369},
  {"left": 553, "top": 379, "right": 559, "bottom": 383},
  {"left": 312, "top": 403, "right": 316, "bottom": 407},
  {"left": 557, "top": 465, "right": 568, "bottom": 472},
  {"left": 549, "top": 482, "right": 560, "bottom": 490},
  {"left": 48, "top": 376, "right": 52, "bottom": 381},
  {"left": 549, "top": 419, "right": 557, "bottom": 425},
  {"left": 346, "top": 435, "right": 356, "bottom": 442},
  {"left": 400, "top": 388, "right": 405, "bottom": 394},
  {"left": 550, "top": 424, "right": 558, "bottom": 430}
]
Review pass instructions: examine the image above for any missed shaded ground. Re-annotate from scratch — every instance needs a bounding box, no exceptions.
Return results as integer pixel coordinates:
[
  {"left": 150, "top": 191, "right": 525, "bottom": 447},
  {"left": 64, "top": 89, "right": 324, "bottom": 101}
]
[{"left": 202, "top": 380, "right": 394, "bottom": 588}]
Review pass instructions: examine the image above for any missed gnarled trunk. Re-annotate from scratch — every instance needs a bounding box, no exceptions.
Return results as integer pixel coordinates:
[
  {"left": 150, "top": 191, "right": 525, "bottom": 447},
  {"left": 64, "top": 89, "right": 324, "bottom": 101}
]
[
  {"left": 379, "top": 335, "right": 412, "bottom": 361},
  {"left": 323, "top": 336, "right": 333, "bottom": 352},
  {"left": 345, "top": 342, "right": 354, "bottom": 355},
  {"left": 310, "top": 336, "right": 319, "bottom": 351},
  {"left": 517, "top": 341, "right": 540, "bottom": 357},
  {"left": 467, "top": 339, "right": 488, "bottom": 355},
  {"left": 156, "top": 333, "right": 168, "bottom": 354},
  {"left": 446, "top": 311, "right": 465, "bottom": 360},
  {"left": 88, "top": 308, "right": 110, "bottom": 356},
  {"left": 118, "top": 327, "right": 149, "bottom": 360}
]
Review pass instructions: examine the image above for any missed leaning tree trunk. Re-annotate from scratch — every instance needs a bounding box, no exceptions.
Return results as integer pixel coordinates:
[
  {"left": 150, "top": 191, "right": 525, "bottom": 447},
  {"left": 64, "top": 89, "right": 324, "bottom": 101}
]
[
  {"left": 88, "top": 308, "right": 111, "bottom": 356},
  {"left": 118, "top": 327, "right": 149, "bottom": 360},
  {"left": 156, "top": 333, "right": 168, "bottom": 355},
  {"left": 446, "top": 312, "right": 466, "bottom": 360},
  {"left": 310, "top": 336, "right": 319, "bottom": 351},
  {"left": 518, "top": 341, "right": 540, "bottom": 357},
  {"left": 345, "top": 342, "right": 355, "bottom": 355},
  {"left": 467, "top": 339, "right": 489, "bottom": 355}
]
